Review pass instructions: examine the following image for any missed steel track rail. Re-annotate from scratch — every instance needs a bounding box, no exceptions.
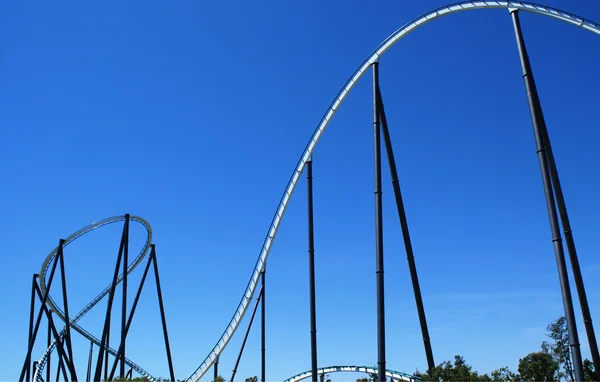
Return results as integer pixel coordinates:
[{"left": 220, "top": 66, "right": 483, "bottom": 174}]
[
  {"left": 185, "top": 2, "right": 600, "bottom": 381},
  {"left": 283, "top": 365, "right": 418, "bottom": 382}
]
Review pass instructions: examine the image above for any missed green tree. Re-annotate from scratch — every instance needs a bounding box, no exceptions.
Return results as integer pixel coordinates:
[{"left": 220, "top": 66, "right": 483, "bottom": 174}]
[
  {"left": 490, "top": 366, "right": 517, "bottom": 381},
  {"left": 245, "top": 377, "right": 258, "bottom": 382},
  {"left": 518, "top": 351, "right": 559, "bottom": 381},
  {"left": 543, "top": 316, "right": 574, "bottom": 381},
  {"left": 212, "top": 376, "right": 225, "bottom": 382},
  {"left": 583, "top": 359, "right": 596, "bottom": 382},
  {"left": 415, "top": 355, "right": 488, "bottom": 381},
  {"left": 356, "top": 378, "right": 369, "bottom": 382}
]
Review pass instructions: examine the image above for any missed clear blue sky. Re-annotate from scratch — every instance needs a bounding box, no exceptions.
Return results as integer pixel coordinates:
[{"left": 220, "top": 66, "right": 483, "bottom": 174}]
[{"left": 2, "top": 1, "right": 600, "bottom": 381}]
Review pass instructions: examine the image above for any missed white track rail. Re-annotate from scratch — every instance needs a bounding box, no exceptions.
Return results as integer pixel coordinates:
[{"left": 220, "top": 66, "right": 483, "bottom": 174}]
[
  {"left": 186, "top": 2, "right": 600, "bottom": 381},
  {"left": 33, "top": 215, "right": 154, "bottom": 381},
  {"left": 284, "top": 365, "right": 416, "bottom": 382}
]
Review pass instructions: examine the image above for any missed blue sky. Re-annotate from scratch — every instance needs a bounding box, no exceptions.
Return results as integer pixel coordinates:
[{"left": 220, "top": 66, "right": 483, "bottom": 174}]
[{"left": 2, "top": 0, "right": 600, "bottom": 381}]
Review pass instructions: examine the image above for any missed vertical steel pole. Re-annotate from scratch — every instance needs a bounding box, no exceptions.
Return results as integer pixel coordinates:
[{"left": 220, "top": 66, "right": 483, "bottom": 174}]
[
  {"left": 86, "top": 342, "right": 93, "bottom": 382},
  {"left": 541, "top": 127, "right": 600, "bottom": 379},
  {"left": 372, "top": 60, "right": 386, "bottom": 382},
  {"left": 510, "top": 9, "right": 584, "bottom": 382},
  {"left": 151, "top": 245, "right": 176, "bottom": 382},
  {"left": 56, "top": 337, "right": 68, "bottom": 382},
  {"left": 27, "top": 275, "right": 37, "bottom": 382},
  {"left": 307, "top": 157, "right": 319, "bottom": 382},
  {"left": 376, "top": 87, "right": 435, "bottom": 372},
  {"left": 261, "top": 264, "right": 266, "bottom": 382},
  {"left": 104, "top": 326, "right": 110, "bottom": 381},
  {"left": 58, "top": 239, "right": 78, "bottom": 381},
  {"left": 20, "top": 255, "right": 60, "bottom": 382},
  {"left": 46, "top": 313, "right": 51, "bottom": 382},
  {"left": 32, "top": 282, "right": 70, "bottom": 382},
  {"left": 214, "top": 354, "right": 219, "bottom": 381},
  {"left": 93, "top": 216, "right": 127, "bottom": 382},
  {"left": 109, "top": 253, "right": 155, "bottom": 381},
  {"left": 231, "top": 286, "right": 264, "bottom": 382},
  {"left": 120, "top": 214, "right": 129, "bottom": 378}
]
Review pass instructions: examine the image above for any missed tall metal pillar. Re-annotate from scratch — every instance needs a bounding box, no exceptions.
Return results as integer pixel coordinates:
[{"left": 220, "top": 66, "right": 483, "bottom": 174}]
[
  {"left": 109, "top": 251, "right": 155, "bottom": 381},
  {"left": 120, "top": 214, "right": 130, "bottom": 378},
  {"left": 376, "top": 86, "right": 435, "bottom": 372},
  {"left": 510, "top": 9, "right": 584, "bottom": 382},
  {"left": 26, "top": 275, "right": 37, "bottom": 382},
  {"left": 214, "top": 354, "right": 219, "bottom": 381},
  {"left": 93, "top": 216, "right": 127, "bottom": 382},
  {"left": 372, "top": 60, "right": 386, "bottom": 382},
  {"left": 87, "top": 342, "right": 94, "bottom": 382},
  {"left": 231, "top": 286, "right": 264, "bottom": 382},
  {"left": 20, "top": 253, "right": 60, "bottom": 382},
  {"left": 58, "top": 239, "right": 78, "bottom": 381},
  {"left": 261, "top": 263, "right": 266, "bottom": 382},
  {"left": 104, "top": 326, "right": 110, "bottom": 381},
  {"left": 31, "top": 281, "right": 70, "bottom": 382},
  {"left": 151, "top": 245, "right": 176, "bottom": 382},
  {"left": 541, "top": 125, "right": 600, "bottom": 379},
  {"left": 46, "top": 314, "right": 51, "bottom": 382},
  {"left": 307, "top": 156, "right": 319, "bottom": 382}
]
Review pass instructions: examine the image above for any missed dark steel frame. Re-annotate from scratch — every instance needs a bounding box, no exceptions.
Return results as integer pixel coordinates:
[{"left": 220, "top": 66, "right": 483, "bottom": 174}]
[
  {"left": 261, "top": 265, "right": 267, "bottom": 382},
  {"left": 307, "top": 157, "right": 319, "bottom": 382},
  {"left": 372, "top": 61, "right": 387, "bottom": 382},
  {"left": 20, "top": 240, "right": 78, "bottom": 382},
  {"left": 231, "top": 286, "right": 264, "bottom": 382},
  {"left": 21, "top": 215, "right": 175, "bottom": 382},
  {"left": 375, "top": 80, "right": 435, "bottom": 373},
  {"left": 509, "top": 9, "right": 600, "bottom": 381}
]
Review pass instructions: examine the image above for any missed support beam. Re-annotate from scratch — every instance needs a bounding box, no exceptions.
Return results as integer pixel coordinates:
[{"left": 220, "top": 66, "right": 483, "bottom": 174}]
[
  {"left": 109, "top": 250, "right": 155, "bottom": 381},
  {"left": 104, "top": 324, "right": 110, "bottom": 382},
  {"left": 151, "top": 245, "right": 176, "bottom": 382},
  {"left": 32, "top": 282, "right": 71, "bottom": 382},
  {"left": 58, "top": 239, "right": 78, "bottom": 381},
  {"left": 214, "top": 354, "right": 219, "bottom": 381},
  {"left": 261, "top": 264, "right": 266, "bottom": 382},
  {"left": 231, "top": 286, "right": 264, "bottom": 382},
  {"left": 93, "top": 217, "right": 127, "bottom": 382},
  {"left": 27, "top": 275, "right": 37, "bottom": 382},
  {"left": 20, "top": 254, "right": 60, "bottom": 382},
  {"left": 372, "top": 60, "right": 387, "bottom": 382},
  {"left": 46, "top": 316, "right": 51, "bottom": 382},
  {"left": 307, "top": 157, "right": 319, "bottom": 382},
  {"left": 510, "top": 9, "right": 584, "bottom": 382},
  {"left": 87, "top": 342, "right": 94, "bottom": 382},
  {"left": 120, "top": 214, "right": 130, "bottom": 379},
  {"left": 540, "top": 124, "right": 600, "bottom": 380},
  {"left": 376, "top": 86, "right": 435, "bottom": 372}
]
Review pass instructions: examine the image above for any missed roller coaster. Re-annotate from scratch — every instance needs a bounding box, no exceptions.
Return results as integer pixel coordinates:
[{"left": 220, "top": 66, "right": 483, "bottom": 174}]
[{"left": 18, "top": 2, "right": 600, "bottom": 382}]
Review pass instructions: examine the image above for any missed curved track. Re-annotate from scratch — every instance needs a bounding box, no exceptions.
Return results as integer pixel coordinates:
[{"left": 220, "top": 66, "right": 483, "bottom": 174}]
[
  {"left": 284, "top": 365, "right": 418, "bottom": 382},
  {"left": 186, "top": 2, "right": 600, "bottom": 382},
  {"left": 33, "top": 215, "right": 154, "bottom": 381}
]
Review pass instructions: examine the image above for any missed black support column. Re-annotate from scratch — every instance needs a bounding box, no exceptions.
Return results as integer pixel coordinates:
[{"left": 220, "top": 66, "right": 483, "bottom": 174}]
[
  {"left": 376, "top": 84, "right": 435, "bottom": 372},
  {"left": 307, "top": 156, "right": 319, "bottom": 382},
  {"left": 510, "top": 9, "right": 584, "bottom": 382},
  {"left": 372, "top": 60, "right": 387, "bottom": 382},
  {"left": 261, "top": 264, "right": 266, "bottom": 382}
]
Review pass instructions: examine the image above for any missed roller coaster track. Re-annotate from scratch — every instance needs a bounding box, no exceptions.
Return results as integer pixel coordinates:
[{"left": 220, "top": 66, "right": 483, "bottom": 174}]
[
  {"left": 27, "top": 3, "right": 600, "bottom": 382},
  {"left": 185, "top": 3, "right": 600, "bottom": 382},
  {"left": 283, "top": 365, "right": 418, "bottom": 382},
  {"left": 33, "top": 215, "right": 154, "bottom": 382}
]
